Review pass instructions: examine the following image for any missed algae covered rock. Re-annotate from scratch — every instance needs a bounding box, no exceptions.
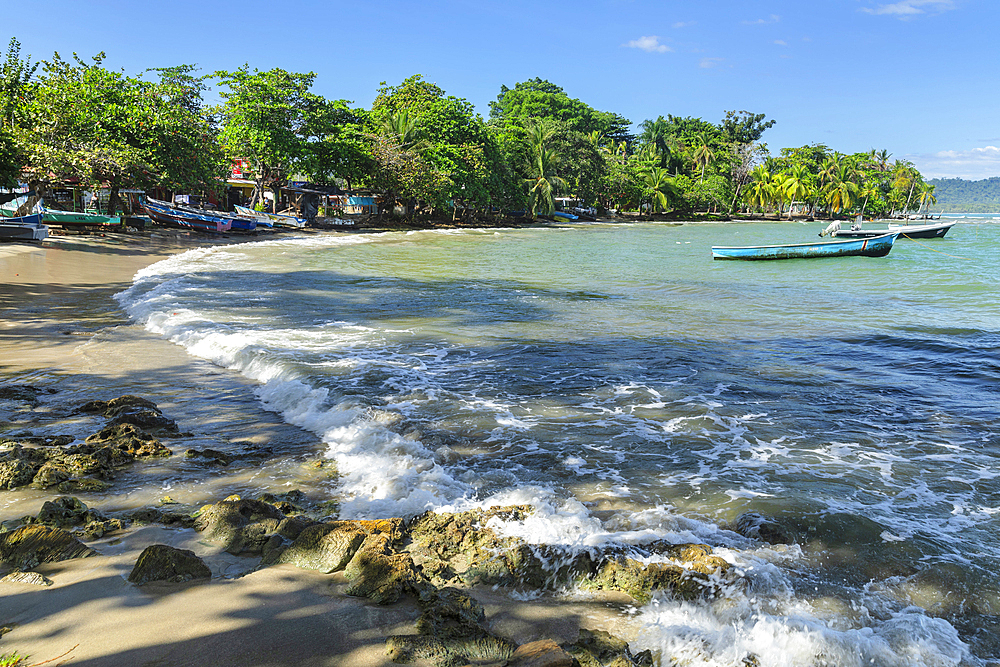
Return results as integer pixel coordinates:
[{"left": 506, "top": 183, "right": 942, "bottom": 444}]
[
  {"left": 344, "top": 549, "right": 419, "bottom": 605},
  {"left": 35, "top": 496, "right": 95, "bottom": 527},
  {"left": 80, "top": 395, "right": 179, "bottom": 435},
  {"left": 734, "top": 512, "right": 793, "bottom": 545},
  {"left": 30, "top": 460, "right": 71, "bottom": 489},
  {"left": 268, "top": 521, "right": 371, "bottom": 572},
  {"left": 405, "top": 506, "right": 534, "bottom": 586},
  {"left": 583, "top": 544, "right": 732, "bottom": 604},
  {"left": 83, "top": 423, "right": 170, "bottom": 458},
  {"left": 79, "top": 395, "right": 158, "bottom": 415},
  {"left": 386, "top": 586, "right": 517, "bottom": 667},
  {"left": 128, "top": 544, "right": 211, "bottom": 585},
  {"left": 0, "top": 524, "right": 98, "bottom": 570},
  {"left": 0, "top": 458, "right": 36, "bottom": 490},
  {"left": 194, "top": 497, "right": 292, "bottom": 555},
  {"left": 564, "top": 628, "right": 653, "bottom": 667}
]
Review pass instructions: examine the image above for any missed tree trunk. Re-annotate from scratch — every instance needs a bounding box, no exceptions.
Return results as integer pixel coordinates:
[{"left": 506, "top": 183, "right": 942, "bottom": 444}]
[
  {"left": 903, "top": 180, "right": 916, "bottom": 214},
  {"left": 107, "top": 177, "right": 122, "bottom": 217}
]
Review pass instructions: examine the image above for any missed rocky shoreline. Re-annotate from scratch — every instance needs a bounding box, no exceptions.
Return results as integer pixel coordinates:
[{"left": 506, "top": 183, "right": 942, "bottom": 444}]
[{"left": 0, "top": 388, "right": 762, "bottom": 667}]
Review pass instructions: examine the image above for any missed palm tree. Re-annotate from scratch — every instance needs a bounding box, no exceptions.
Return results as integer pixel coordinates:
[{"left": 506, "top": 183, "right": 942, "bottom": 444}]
[
  {"left": 380, "top": 110, "right": 424, "bottom": 151},
  {"left": 745, "top": 165, "right": 772, "bottom": 215},
  {"left": 641, "top": 166, "right": 679, "bottom": 213},
  {"left": 891, "top": 160, "right": 920, "bottom": 215},
  {"left": 825, "top": 163, "right": 860, "bottom": 215},
  {"left": 781, "top": 164, "right": 811, "bottom": 220},
  {"left": 918, "top": 182, "right": 937, "bottom": 216},
  {"left": 639, "top": 117, "right": 671, "bottom": 169},
  {"left": 858, "top": 177, "right": 880, "bottom": 218},
  {"left": 692, "top": 133, "right": 714, "bottom": 182},
  {"left": 524, "top": 131, "right": 566, "bottom": 217}
]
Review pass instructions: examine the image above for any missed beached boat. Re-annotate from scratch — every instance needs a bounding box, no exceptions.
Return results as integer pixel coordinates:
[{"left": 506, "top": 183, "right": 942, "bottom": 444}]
[
  {"left": 0, "top": 200, "right": 121, "bottom": 227},
  {"left": 833, "top": 220, "right": 955, "bottom": 240},
  {"left": 264, "top": 211, "right": 307, "bottom": 228},
  {"left": 233, "top": 205, "right": 275, "bottom": 228},
  {"left": 234, "top": 205, "right": 306, "bottom": 228},
  {"left": 712, "top": 232, "right": 898, "bottom": 260},
  {"left": 0, "top": 213, "right": 48, "bottom": 241},
  {"left": 140, "top": 197, "right": 233, "bottom": 233}
]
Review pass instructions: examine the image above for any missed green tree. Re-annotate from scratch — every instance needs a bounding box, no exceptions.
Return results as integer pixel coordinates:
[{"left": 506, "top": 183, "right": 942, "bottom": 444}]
[
  {"left": 720, "top": 110, "right": 775, "bottom": 145},
  {"left": 523, "top": 121, "right": 566, "bottom": 217},
  {"left": 489, "top": 78, "right": 631, "bottom": 141},
  {"left": 0, "top": 38, "right": 36, "bottom": 188},
  {"left": 692, "top": 132, "right": 715, "bottom": 182},
  {"left": 781, "top": 163, "right": 811, "bottom": 219},
  {"left": 640, "top": 166, "right": 678, "bottom": 212},
  {"left": 214, "top": 66, "right": 319, "bottom": 210},
  {"left": 17, "top": 52, "right": 226, "bottom": 214},
  {"left": 370, "top": 75, "right": 519, "bottom": 216}
]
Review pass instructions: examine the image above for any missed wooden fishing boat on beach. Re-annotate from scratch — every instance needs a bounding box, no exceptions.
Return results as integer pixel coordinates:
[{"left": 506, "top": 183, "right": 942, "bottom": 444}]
[
  {"left": 233, "top": 205, "right": 274, "bottom": 228},
  {"left": 234, "top": 204, "right": 306, "bottom": 228},
  {"left": 140, "top": 197, "right": 233, "bottom": 233},
  {"left": 832, "top": 220, "right": 955, "bottom": 240},
  {"left": 0, "top": 200, "right": 121, "bottom": 228},
  {"left": 0, "top": 213, "right": 48, "bottom": 241},
  {"left": 712, "top": 232, "right": 898, "bottom": 260}
]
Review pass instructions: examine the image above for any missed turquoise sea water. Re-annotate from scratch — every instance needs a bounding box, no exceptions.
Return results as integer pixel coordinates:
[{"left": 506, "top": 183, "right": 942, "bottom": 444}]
[{"left": 118, "top": 217, "right": 1000, "bottom": 666}]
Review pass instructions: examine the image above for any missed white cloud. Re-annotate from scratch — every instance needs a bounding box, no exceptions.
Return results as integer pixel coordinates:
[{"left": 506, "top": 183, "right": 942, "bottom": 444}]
[
  {"left": 672, "top": 21, "right": 696, "bottom": 28},
  {"left": 861, "top": 0, "right": 955, "bottom": 18},
  {"left": 699, "top": 57, "right": 724, "bottom": 69},
  {"left": 623, "top": 36, "right": 672, "bottom": 53},
  {"left": 774, "top": 39, "right": 788, "bottom": 45},
  {"left": 743, "top": 14, "right": 780, "bottom": 25},
  {"left": 908, "top": 146, "right": 1000, "bottom": 180}
]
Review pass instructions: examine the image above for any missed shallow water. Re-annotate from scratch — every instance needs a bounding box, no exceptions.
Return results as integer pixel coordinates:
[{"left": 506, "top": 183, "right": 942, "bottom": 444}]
[{"left": 110, "top": 218, "right": 1000, "bottom": 665}]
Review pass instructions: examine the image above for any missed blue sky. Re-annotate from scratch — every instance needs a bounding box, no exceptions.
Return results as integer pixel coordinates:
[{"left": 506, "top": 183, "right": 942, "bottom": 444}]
[{"left": 5, "top": 0, "right": 998, "bottom": 179}]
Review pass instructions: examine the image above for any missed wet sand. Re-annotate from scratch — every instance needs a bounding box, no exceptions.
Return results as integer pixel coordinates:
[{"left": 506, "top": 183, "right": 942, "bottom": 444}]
[{"left": 0, "top": 231, "right": 635, "bottom": 667}]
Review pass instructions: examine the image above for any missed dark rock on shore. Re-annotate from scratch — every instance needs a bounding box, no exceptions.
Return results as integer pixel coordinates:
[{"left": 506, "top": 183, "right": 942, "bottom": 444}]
[
  {"left": 734, "top": 512, "right": 793, "bottom": 545},
  {"left": 386, "top": 586, "right": 517, "bottom": 667},
  {"left": 0, "top": 457, "right": 36, "bottom": 489},
  {"left": 128, "top": 544, "right": 212, "bottom": 585},
  {"left": 195, "top": 496, "right": 297, "bottom": 555},
  {"left": 0, "top": 418, "right": 171, "bottom": 492},
  {"left": 79, "top": 394, "right": 180, "bottom": 435},
  {"left": 0, "top": 524, "right": 98, "bottom": 570},
  {"left": 78, "top": 395, "right": 158, "bottom": 415},
  {"left": 184, "top": 448, "right": 233, "bottom": 466},
  {"left": 0, "top": 385, "right": 55, "bottom": 406},
  {"left": 564, "top": 628, "right": 653, "bottom": 667},
  {"left": 406, "top": 506, "right": 534, "bottom": 587}
]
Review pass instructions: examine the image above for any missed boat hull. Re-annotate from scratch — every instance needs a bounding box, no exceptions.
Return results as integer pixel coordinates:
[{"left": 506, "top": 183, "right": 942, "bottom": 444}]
[
  {"left": 834, "top": 221, "right": 954, "bottom": 239},
  {"left": 141, "top": 198, "right": 232, "bottom": 233},
  {"left": 712, "top": 233, "right": 898, "bottom": 260},
  {"left": 0, "top": 213, "right": 48, "bottom": 241},
  {"left": 0, "top": 205, "right": 120, "bottom": 227}
]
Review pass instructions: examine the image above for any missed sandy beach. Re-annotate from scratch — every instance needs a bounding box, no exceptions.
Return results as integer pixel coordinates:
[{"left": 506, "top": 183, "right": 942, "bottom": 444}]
[{"left": 0, "top": 230, "right": 637, "bottom": 667}]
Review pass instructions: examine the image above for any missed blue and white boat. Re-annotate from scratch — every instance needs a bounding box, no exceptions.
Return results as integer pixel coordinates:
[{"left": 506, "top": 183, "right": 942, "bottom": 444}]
[
  {"left": 712, "top": 232, "right": 898, "bottom": 260},
  {"left": 0, "top": 212, "right": 48, "bottom": 241}
]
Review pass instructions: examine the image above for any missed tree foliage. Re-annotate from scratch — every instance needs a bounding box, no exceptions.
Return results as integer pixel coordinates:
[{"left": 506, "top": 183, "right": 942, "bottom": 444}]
[
  {"left": 213, "top": 66, "right": 320, "bottom": 207},
  {"left": 16, "top": 52, "right": 226, "bottom": 213}
]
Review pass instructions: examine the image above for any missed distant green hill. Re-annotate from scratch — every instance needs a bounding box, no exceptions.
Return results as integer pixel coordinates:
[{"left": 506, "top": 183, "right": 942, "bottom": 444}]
[{"left": 928, "top": 177, "right": 1000, "bottom": 213}]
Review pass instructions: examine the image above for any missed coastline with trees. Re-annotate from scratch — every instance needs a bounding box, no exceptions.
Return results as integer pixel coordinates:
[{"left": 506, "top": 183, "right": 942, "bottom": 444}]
[{"left": 0, "top": 37, "right": 938, "bottom": 226}]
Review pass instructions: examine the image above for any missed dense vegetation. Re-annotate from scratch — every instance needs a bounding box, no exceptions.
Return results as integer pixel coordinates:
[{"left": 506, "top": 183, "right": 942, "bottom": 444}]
[
  {"left": 926, "top": 177, "right": 1000, "bottom": 213},
  {"left": 0, "top": 37, "right": 936, "bottom": 220}
]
